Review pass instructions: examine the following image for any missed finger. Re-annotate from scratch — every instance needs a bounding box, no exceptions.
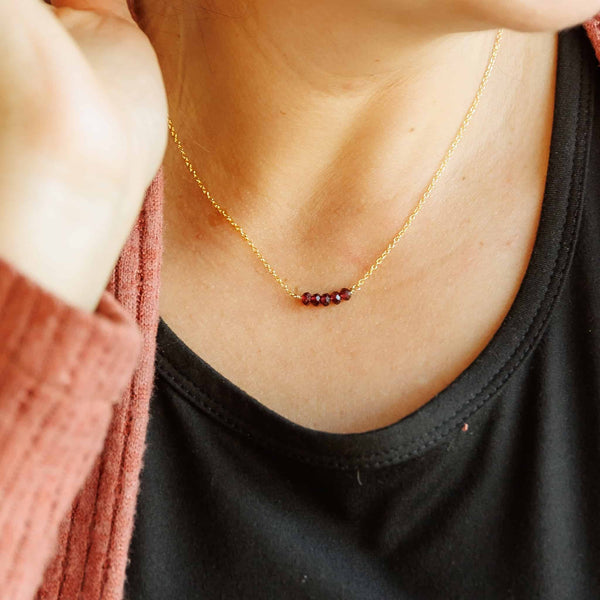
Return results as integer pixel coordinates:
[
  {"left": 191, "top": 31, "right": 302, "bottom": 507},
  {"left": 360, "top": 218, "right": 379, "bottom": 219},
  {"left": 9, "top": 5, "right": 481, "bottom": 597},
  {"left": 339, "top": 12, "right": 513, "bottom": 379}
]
[{"left": 50, "top": 0, "right": 135, "bottom": 22}]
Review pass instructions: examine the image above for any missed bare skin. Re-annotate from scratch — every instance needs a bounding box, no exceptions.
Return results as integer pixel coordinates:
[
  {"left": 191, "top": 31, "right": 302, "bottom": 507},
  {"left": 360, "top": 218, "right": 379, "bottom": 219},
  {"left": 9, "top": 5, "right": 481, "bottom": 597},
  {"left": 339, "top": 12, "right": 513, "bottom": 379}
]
[
  {"left": 0, "top": 0, "right": 167, "bottom": 310},
  {"left": 137, "top": 2, "right": 563, "bottom": 433}
]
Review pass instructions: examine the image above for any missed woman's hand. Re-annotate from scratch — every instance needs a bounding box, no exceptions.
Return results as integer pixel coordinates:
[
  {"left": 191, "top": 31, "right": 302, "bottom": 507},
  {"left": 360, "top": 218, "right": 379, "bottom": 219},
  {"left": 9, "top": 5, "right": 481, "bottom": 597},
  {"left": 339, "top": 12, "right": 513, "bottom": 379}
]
[{"left": 0, "top": 0, "right": 167, "bottom": 311}]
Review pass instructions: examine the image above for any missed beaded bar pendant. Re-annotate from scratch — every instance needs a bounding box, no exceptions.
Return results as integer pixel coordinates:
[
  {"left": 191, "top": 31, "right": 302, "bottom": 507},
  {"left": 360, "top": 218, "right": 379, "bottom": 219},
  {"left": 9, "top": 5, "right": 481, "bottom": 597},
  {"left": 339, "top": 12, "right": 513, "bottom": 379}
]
[{"left": 301, "top": 288, "right": 352, "bottom": 307}]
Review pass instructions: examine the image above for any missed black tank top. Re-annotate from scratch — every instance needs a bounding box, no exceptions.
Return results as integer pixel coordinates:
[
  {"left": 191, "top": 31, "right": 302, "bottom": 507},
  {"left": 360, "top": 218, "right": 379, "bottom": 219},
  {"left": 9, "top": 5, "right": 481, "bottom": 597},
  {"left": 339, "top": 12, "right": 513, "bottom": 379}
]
[{"left": 126, "top": 26, "right": 600, "bottom": 600}]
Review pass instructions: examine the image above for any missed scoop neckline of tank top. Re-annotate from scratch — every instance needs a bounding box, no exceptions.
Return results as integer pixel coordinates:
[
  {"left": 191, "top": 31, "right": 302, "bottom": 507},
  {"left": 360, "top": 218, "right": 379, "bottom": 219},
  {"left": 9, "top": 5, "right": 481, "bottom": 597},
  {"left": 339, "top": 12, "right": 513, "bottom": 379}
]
[{"left": 155, "top": 26, "right": 594, "bottom": 470}]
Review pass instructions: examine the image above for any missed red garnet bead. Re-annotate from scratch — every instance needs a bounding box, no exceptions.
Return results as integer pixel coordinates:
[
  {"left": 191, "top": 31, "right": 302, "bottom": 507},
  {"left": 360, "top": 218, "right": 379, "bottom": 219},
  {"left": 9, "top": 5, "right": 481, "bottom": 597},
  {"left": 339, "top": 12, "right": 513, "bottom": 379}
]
[
  {"left": 320, "top": 293, "right": 331, "bottom": 306},
  {"left": 340, "top": 288, "right": 352, "bottom": 301},
  {"left": 301, "top": 292, "right": 312, "bottom": 305},
  {"left": 331, "top": 291, "right": 342, "bottom": 305},
  {"left": 310, "top": 293, "right": 321, "bottom": 306}
]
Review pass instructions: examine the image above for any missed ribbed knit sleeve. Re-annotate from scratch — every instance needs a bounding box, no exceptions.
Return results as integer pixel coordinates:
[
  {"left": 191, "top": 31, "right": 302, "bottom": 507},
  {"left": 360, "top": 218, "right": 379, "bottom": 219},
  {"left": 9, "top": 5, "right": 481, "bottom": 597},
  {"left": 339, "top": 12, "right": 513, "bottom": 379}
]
[
  {"left": 0, "top": 257, "right": 143, "bottom": 600},
  {"left": 584, "top": 16, "right": 600, "bottom": 63}
]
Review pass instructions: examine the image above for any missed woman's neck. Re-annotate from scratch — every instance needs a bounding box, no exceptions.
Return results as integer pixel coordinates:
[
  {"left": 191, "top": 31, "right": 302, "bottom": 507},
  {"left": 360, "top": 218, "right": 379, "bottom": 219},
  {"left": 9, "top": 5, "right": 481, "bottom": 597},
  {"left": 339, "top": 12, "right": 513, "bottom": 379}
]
[{"left": 138, "top": 1, "right": 554, "bottom": 241}]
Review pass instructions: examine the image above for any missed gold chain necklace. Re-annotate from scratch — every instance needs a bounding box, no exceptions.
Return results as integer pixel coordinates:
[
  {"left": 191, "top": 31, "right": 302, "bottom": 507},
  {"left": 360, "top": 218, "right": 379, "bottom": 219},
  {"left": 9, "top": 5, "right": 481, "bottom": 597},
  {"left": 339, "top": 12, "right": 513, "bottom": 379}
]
[{"left": 168, "top": 29, "right": 503, "bottom": 308}]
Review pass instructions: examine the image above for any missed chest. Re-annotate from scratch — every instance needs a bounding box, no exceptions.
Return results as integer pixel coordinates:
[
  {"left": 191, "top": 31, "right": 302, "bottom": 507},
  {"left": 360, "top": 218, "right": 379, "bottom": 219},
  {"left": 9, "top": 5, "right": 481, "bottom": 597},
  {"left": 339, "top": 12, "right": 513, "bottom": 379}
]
[
  {"left": 159, "top": 172, "right": 549, "bottom": 434},
  {"left": 157, "top": 39, "right": 558, "bottom": 434}
]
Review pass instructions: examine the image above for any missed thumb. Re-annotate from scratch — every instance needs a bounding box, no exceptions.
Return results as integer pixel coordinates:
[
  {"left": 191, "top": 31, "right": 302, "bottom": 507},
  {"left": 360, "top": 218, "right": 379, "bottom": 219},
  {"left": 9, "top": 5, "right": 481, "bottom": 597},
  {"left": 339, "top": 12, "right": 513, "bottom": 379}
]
[{"left": 50, "top": 0, "right": 135, "bottom": 22}]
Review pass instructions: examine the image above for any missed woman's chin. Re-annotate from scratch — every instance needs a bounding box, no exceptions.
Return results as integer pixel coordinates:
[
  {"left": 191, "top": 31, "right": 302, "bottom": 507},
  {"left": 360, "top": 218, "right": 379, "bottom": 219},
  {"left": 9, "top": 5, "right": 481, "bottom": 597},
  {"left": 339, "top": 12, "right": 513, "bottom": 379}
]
[{"left": 458, "top": 0, "right": 600, "bottom": 32}]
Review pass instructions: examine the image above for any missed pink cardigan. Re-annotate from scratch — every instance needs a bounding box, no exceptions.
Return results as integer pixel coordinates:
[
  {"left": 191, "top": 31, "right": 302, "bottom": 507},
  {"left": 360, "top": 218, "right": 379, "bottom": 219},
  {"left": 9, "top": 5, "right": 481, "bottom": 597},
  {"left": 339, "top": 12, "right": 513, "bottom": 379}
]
[{"left": 0, "top": 17, "right": 599, "bottom": 600}]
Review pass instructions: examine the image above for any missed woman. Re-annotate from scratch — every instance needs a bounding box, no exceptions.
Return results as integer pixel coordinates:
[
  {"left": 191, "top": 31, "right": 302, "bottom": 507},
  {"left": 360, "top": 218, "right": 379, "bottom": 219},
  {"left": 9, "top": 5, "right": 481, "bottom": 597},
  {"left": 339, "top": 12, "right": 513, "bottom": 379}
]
[{"left": 1, "top": 0, "right": 600, "bottom": 598}]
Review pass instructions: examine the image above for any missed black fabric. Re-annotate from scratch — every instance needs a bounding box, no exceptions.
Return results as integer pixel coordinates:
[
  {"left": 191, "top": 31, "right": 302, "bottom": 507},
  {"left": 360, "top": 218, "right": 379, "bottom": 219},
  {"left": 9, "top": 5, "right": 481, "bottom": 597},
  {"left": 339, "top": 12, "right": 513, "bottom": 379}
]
[{"left": 125, "top": 26, "right": 600, "bottom": 600}]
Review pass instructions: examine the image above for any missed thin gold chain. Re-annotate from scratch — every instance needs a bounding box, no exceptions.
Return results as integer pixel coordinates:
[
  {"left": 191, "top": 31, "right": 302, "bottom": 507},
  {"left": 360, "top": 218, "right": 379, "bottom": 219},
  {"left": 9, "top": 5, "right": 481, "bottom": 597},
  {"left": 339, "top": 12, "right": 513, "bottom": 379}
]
[{"left": 168, "top": 28, "right": 503, "bottom": 301}]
